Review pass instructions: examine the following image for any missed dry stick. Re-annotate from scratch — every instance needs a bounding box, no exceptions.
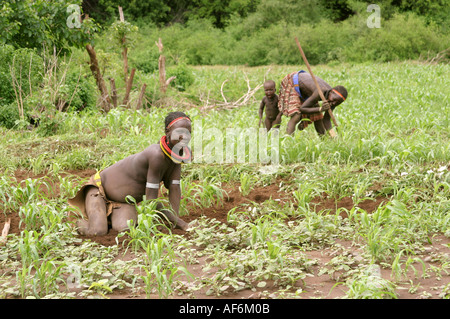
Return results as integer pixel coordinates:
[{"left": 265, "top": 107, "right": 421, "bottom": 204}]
[
  {"left": 110, "top": 78, "right": 118, "bottom": 108},
  {"left": 9, "top": 58, "right": 22, "bottom": 119},
  {"left": 118, "top": 6, "right": 129, "bottom": 84},
  {"left": 0, "top": 218, "right": 11, "bottom": 246},
  {"left": 200, "top": 75, "right": 262, "bottom": 111},
  {"left": 165, "top": 76, "right": 176, "bottom": 88},
  {"left": 155, "top": 38, "right": 176, "bottom": 94},
  {"left": 294, "top": 37, "right": 339, "bottom": 129},
  {"left": 158, "top": 51, "right": 167, "bottom": 93},
  {"left": 136, "top": 83, "right": 147, "bottom": 109},
  {"left": 220, "top": 79, "right": 229, "bottom": 104},
  {"left": 122, "top": 68, "right": 136, "bottom": 106},
  {"left": 28, "top": 53, "right": 33, "bottom": 97}
]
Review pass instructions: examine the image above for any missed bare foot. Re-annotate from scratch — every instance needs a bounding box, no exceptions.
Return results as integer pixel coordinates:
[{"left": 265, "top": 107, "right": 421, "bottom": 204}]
[
  {"left": 174, "top": 217, "right": 189, "bottom": 231},
  {"left": 76, "top": 219, "right": 89, "bottom": 235},
  {"left": 76, "top": 219, "right": 108, "bottom": 236}
]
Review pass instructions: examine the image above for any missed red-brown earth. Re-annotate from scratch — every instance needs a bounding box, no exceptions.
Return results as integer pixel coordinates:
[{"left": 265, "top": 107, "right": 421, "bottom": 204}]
[{"left": 3, "top": 169, "right": 449, "bottom": 299}]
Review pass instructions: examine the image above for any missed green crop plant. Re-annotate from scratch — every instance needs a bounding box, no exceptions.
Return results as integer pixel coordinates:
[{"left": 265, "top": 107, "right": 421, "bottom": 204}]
[
  {"left": 121, "top": 197, "right": 170, "bottom": 253},
  {"left": 140, "top": 236, "right": 193, "bottom": 298},
  {"left": 16, "top": 264, "right": 33, "bottom": 298},
  {"left": 29, "top": 259, "right": 66, "bottom": 298},
  {"left": 339, "top": 264, "right": 398, "bottom": 299},
  {"left": 196, "top": 179, "right": 225, "bottom": 208},
  {"left": 87, "top": 280, "right": 113, "bottom": 298},
  {"left": 250, "top": 216, "right": 280, "bottom": 246},
  {"left": 7, "top": 178, "right": 53, "bottom": 211},
  {"left": 292, "top": 184, "right": 316, "bottom": 210},
  {"left": 18, "top": 201, "right": 69, "bottom": 233},
  {"left": 18, "top": 230, "right": 47, "bottom": 267},
  {"left": 239, "top": 172, "right": 256, "bottom": 196}
]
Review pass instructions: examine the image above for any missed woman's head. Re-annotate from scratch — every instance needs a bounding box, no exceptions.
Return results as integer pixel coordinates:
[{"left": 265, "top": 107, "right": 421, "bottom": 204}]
[
  {"left": 328, "top": 85, "right": 348, "bottom": 107},
  {"left": 164, "top": 112, "right": 192, "bottom": 148}
]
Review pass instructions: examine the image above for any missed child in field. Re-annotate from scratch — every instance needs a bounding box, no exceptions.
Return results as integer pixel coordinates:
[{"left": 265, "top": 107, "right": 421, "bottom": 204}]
[
  {"left": 68, "top": 111, "right": 193, "bottom": 236},
  {"left": 278, "top": 70, "right": 347, "bottom": 136},
  {"left": 259, "top": 80, "right": 281, "bottom": 131}
]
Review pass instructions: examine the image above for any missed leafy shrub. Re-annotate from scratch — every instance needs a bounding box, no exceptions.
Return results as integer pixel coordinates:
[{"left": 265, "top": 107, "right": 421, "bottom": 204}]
[
  {"left": 0, "top": 102, "right": 21, "bottom": 129},
  {"left": 167, "top": 64, "right": 194, "bottom": 91},
  {"left": 176, "top": 19, "right": 229, "bottom": 65},
  {"left": 0, "top": 0, "right": 97, "bottom": 51},
  {"left": 35, "top": 112, "right": 61, "bottom": 137},
  {"left": 0, "top": 45, "right": 43, "bottom": 105},
  {"left": 343, "top": 13, "right": 447, "bottom": 62},
  {"left": 61, "top": 71, "right": 97, "bottom": 112},
  {"left": 130, "top": 48, "right": 160, "bottom": 74},
  {"left": 127, "top": 11, "right": 448, "bottom": 66}
]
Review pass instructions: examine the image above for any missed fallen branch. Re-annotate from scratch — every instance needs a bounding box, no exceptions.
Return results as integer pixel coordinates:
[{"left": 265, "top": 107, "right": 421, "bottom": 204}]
[
  {"left": 424, "top": 47, "right": 449, "bottom": 65},
  {"left": 0, "top": 218, "right": 11, "bottom": 246},
  {"left": 220, "top": 80, "right": 229, "bottom": 104},
  {"left": 200, "top": 73, "right": 262, "bottom": 111}
]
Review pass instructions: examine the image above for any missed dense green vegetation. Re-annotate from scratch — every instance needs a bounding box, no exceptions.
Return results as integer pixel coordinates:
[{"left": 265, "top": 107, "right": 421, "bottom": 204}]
[{"left": 1, "top": 0, "right": 449, "bottom": 127}]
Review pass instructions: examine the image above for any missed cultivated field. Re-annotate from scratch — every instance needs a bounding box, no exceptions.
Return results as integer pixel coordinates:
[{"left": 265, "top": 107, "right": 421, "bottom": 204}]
[{"left": 0, "top": 62, "right": 448, "bottom": 299}]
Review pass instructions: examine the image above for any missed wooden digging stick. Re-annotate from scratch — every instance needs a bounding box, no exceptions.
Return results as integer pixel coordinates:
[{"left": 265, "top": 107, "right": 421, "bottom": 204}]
[{"left": 295, "top": 37, "right": 339, "bottom": 129}]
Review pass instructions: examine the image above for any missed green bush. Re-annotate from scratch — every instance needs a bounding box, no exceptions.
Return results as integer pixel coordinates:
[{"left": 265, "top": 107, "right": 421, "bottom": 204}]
[
  {"left": 0, "top": 45, "right": 44, "bottom": 128},
  {"left": 167, "top": 64, "right": 194, "bottom": 91},
  {"left": 0, "top": 0, "right": 97, "bottom": 52},
  {"left": 177, "top": 19, "right": 228, "bottom": 65},
  {"left": 125, "top": 11, "right": 449, "bottom": 66},
  {"left": 62, "top": 71, "right": 97, "bottom": 112},
  {"left": 0, "top": 102, "right": 21, "bottom": 129},
  {"left": 0, "top": 45, "right": 43, "bottom": 105},
  {"left": 130, "top": 48, "right": 160, "bottom": 74},
  {"left": 343, "top": 13, "right": 447, "bottom": 62}
]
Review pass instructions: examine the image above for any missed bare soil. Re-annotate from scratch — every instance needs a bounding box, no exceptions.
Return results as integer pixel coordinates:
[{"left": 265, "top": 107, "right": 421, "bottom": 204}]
[{"left": 5, "top": 169, "right": 450, "bottom": 299}]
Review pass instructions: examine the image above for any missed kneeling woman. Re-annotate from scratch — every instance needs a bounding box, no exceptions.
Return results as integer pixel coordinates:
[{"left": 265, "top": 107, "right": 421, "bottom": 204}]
[{"left": 68, "top": 111, "right": 193, "bottom": 235}]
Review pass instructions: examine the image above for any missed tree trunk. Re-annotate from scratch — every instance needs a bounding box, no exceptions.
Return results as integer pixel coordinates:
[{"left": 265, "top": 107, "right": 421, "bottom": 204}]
[
  {"left": 155, "top": 38, "right": 175, "bottom": 94},
  {"left": 158, "top": 55, "right": 167, "bottom": 93},
  {"left": 136, "top": 83, "right": 147, "bottom": 109},
  {"left": 86, "top": 44, "right": 111, "bottom": 112},
  {"left": 122, "top": 68, "right": 135, "bottom": 106},
  {"left": 123, "top": 46, "right": 128, "bottom": 84},
  {"left": 109, "top": 78, "right": 118, "bottom": 108}
]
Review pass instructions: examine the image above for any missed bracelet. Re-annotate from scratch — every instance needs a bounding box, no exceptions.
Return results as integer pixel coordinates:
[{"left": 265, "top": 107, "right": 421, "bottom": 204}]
[{"left": 146, "top": 182, "right": 160, "bottom": 189}]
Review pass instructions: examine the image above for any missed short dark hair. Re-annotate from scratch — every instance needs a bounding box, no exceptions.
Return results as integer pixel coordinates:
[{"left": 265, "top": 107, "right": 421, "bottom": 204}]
[
  {"left": 165, "top": 111, "right": 190, "bottom": 128},
  {"left": 333, "top": 85, "right": 348, "bottom": 100},
  {"left": 264, "top": 80, "right": 276, "bottom": 88}
]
